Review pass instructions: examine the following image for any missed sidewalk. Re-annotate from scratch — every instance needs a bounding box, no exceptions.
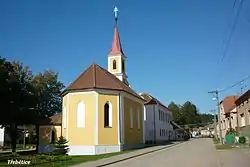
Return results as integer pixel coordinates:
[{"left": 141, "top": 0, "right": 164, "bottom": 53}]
[
  {"left": 217, "top": 148, "right": 250, "bottom": 167},
  {"left": 71, "top": 141, "right": 183, "bottom": 167}
]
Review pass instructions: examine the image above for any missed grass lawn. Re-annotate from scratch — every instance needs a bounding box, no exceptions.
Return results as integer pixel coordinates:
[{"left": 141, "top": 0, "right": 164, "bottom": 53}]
[{"left": 0, "top": 150, "right": 132, "bottom": 167}]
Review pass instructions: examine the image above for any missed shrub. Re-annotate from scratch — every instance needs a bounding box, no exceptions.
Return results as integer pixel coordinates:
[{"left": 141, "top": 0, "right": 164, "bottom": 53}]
[
  {"left": 52, "top": 136, "right": 69, "bottom": 155},
  {"left": 226, "top": 128, "right": 237, "bottom": 135},
  {"left": 239, "top": 136, "right": 246, "bottom": 144}
]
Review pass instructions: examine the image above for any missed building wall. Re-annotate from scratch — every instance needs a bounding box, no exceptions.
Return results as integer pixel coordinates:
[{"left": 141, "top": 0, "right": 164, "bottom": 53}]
[
  {"left": 65, "top": 92, "right": 96, "bottom": 146},
  {"left": 98, "top": 94, "right": 118, "bottom": 145},
  {"left": 61, "top": 91, "right": 97, "bottom": 155},
  {"left": 108, "top": 55, "right": 122, "bottom": 74},
  {"left": 123, "top": 96, "right": 143, "bottom": 146},
  {"left": 38, "top": 125, "right": 62, "bottom": 153},
  {"left": 39, "top": 125, "right": 62, "bottom": 145},
  {"left": 144, "top": 105, "right": 155, "bottom": 142},
  {"left": 143, "top": 103, "right": 174, "bottom": 143},
  {"left": 230, "top": 108, "right": 238, "bottom": 129},
  {"left": 237, "top": 97, "right": 250, "bottom": 127},
  {"left": 219, "top": 103, "right": 227, "bottom": 138},
  {"left": 60, "top": 90, "right": 144, "bottom": 155}
]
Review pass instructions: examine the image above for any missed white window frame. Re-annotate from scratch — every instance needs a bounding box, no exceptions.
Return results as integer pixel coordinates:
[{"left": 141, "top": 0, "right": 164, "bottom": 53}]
[{"left": 77, "top": 101, "right": 85, "bottom": 128}]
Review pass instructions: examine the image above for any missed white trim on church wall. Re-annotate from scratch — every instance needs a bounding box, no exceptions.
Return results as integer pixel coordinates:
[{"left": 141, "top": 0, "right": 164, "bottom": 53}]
[
  {"left": 117, "top": 95, "right": 120, "bottom": 145},
  {"left": 66, "top": 95, "right": 69, "bottom": 140},
  {"left": 120, "top": 94, "right": 125, "bottom": 144},
  {"left": 64, "top": 89, "right": 144, "bottom": 104},
  {"left": 95, "top": 93, "right": 99, "bottom": 145}
]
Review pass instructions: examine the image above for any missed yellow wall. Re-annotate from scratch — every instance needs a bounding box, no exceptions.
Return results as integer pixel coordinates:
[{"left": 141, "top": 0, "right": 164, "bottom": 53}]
[
  {"left": 109, "top": 57, "right": 120, "bottom": 73},
  {"left": 39, "top": 125, "right": 61, "bottom": 145},
  {"left": 123, "top": 96, "right": 143, "bottom": 145},
  {"left": 64, "top": 93, "right": 96, "bottom": 146},
  {"left": 98, "top": 94, "right": 118, "bottom": 145}
]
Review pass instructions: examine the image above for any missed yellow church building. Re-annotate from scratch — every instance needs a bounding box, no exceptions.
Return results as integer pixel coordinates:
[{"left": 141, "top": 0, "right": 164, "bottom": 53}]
[{"left": 38, "top": 12, "right": 146, "bottom": 155}]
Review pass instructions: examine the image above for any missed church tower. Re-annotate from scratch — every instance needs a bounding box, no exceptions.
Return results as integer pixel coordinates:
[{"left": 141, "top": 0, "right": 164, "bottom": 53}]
[{"left": 108, "top": 7, "right": 129, "bottom": 86}]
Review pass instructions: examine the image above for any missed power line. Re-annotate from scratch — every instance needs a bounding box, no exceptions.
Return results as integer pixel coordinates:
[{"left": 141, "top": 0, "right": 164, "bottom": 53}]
[
  {"left": 217, "top": 0, "right": 245, "bottom": 65},
  {"left": 233, "top": 0, "right": 237, "bottom": 9},
  {"left": 218, "top": 75, "right": 250, "bottom": 93}
]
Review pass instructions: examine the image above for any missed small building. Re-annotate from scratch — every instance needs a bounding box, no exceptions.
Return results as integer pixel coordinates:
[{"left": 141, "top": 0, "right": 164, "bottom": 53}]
[
  {"left": 38, "top": 113, "right": 62, "bottom": 153},
  {"left": 235, "top": 89, "right": 250, "bottom": 139},
  {"left": 218, "top": 96, "right": 238, "bottom": 138},
  {"left": 140, "top": 93, "right": 174, "bottom": 144}
]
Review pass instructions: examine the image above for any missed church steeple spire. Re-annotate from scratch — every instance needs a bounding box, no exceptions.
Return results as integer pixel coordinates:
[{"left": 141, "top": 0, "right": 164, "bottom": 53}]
[
  {"left": 108, "top": 7, "right": 129, "bottom": 87},
  {"left": 109, "top": 7, "right": 124, "bottom": 55}
]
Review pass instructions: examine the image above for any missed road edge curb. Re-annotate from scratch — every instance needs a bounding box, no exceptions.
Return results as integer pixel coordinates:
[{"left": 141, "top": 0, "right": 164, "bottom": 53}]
[{"left": 96, "top": 141, "right": 187, "bottom": 167}]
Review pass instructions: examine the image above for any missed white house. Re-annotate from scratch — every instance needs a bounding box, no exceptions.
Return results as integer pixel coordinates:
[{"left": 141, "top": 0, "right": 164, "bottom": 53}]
[
  {"left": 140, "top": 93, "right": 174, "bottom": 144},
  {"left": 0, "top": 127, "right": 4, "bottom": 147}
]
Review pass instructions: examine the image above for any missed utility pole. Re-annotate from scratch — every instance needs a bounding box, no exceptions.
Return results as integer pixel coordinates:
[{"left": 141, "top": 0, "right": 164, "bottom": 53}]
[
  {"left": 208, "top": 90, "right": 223, "bottom": 144},
  {"left": 210, "top": 109, "right": 217, "bottom": 137}
]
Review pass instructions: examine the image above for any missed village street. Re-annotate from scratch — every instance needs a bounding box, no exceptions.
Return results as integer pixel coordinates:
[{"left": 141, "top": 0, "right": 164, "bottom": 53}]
[
  {"left": 74, "top": 138, "right": 250, "bottom": 167},
  {"left": 107, "top": 139, "right": 218, "bottom": 167}
]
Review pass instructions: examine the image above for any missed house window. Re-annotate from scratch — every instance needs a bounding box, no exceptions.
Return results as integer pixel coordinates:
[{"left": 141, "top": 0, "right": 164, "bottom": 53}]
[
  {"left": 137, "top": 109, "right": 140, "bottom": 129},
  {"left": 50, "top": 130, "right": 56, "bottom": 143},
  {"left": 159, "top": 110, "right": 160, "bottom": 120},
  {"left": 112, "top": 60, "right": 117, "bottom": 69},
  {"left": 104, "top": 102, "right": 112, "bottom": 127},
  {"left": 77, "top": 101, "right": 85, "bottom": 128},
  {"left": 130, "top": 108, "right": 134, "bottom": 128}
]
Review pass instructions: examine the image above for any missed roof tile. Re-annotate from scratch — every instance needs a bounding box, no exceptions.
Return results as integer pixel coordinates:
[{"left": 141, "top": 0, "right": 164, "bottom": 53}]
[{"left": 63, "top": 64, "right": 144, "bottom": 101}]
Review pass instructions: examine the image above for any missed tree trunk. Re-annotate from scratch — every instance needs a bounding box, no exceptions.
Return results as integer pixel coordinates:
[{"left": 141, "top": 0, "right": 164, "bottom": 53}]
[
  {"left": 35, "top": 124, "right": 39, "bottom": 153},
  {"left": 10, "top": 123, "right": 17, "bottom": 153}
]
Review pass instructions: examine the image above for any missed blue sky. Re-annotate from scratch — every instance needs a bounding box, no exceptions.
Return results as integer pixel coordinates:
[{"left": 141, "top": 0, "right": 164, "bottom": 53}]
[{"left": 1, "top": 0, "right": 250, "bottom": 113}]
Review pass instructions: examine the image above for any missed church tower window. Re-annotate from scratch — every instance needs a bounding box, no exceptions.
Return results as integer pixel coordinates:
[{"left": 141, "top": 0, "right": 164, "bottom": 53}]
[{"left": 113, "top": 60, "right": 117, "bottom": 70}]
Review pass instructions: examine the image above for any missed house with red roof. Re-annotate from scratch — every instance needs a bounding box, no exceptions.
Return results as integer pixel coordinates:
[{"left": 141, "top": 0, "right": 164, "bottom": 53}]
[{"left": 217, "top": 95, "right": 238, "bottom": 138}]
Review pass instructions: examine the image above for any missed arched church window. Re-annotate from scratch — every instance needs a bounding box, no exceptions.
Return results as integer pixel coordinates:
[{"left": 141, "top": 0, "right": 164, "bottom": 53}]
[
  {"left": 113, "top": 60, "right": 117, "bottom": 70},
  {"left": 104, "top": 102, "right": 112, "bottom": 127}
]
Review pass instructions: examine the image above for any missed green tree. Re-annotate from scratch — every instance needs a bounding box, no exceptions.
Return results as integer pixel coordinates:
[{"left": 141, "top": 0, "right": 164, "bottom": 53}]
[
  {"left": 32, "top": 70, "right": 64, "bottom": 117},
  {"left": 168, "top": 102, "right": 183, "bottom": 125},
  {"left": 0, "top": 59, "right": 37, "bottom": 152},
  {"left": 181, "top": 101, "right": 201, "bottom": 128},
  {"left": 31, "top": 70, "right": 65, "bottom": 152}
]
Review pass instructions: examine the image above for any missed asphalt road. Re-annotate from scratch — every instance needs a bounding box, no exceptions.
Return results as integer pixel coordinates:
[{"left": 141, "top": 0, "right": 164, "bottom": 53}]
[{"left": 107, "top": 138, "right": 218, "bottom": 167}]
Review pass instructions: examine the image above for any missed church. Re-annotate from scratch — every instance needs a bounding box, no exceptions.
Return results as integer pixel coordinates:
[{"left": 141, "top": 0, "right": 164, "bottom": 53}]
[{"left": 58, "top": 9, "right": 145, "bottom": 155}]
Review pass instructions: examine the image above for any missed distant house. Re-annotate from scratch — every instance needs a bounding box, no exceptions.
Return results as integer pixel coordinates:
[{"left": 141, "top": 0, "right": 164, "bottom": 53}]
[
  {"left": 38, "top": 113, "right": 62, "bottom": 153},
  {"left": 218, "top": 96, "right": 238, "bottom": 138},
  {"left": 140, "top": 93, "right": 174, "bottom": 143},
  {"left": 0, "top": 127, "right": 4, "bottom": 147},
  {"left": 235, "top": 89, "right": 250, "bottom": 138}
]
